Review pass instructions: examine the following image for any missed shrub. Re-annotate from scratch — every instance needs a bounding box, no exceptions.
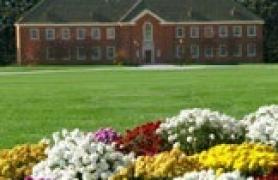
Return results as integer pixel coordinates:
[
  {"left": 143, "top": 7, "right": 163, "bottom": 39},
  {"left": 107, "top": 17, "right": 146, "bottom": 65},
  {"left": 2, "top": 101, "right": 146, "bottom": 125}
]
[{"left": 156, "top": 108, "right": 245, "bottom": 154}]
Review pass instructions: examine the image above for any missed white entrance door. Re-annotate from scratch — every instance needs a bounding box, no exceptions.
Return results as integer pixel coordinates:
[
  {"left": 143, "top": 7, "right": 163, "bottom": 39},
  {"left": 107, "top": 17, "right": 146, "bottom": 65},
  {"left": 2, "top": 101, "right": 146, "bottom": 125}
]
[{"left": 143, "top": 22, "right": 154, "bottom": 64}]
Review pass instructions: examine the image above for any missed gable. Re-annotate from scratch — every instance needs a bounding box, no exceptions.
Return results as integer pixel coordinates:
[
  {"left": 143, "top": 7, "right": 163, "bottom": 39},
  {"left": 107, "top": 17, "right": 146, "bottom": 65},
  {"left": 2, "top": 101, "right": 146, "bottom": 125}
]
[{"left": 18, "top": 0, "right": 263, "bottom": 24}]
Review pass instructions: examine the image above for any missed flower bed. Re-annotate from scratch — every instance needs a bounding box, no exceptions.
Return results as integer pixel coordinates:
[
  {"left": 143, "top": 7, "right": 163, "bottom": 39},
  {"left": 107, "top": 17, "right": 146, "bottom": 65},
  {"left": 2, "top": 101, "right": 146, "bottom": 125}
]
[{"left": 1, "top": 105, "right": 278, "bottom": 180}]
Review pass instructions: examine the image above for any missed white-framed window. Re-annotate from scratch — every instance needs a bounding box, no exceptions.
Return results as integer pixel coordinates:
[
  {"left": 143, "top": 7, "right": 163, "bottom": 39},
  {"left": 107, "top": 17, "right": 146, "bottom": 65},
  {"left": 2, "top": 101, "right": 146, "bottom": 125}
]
[
  {"left": 77, "top": 47, "right": 86, "bottom": 60},
  {"left": 219, "top": 26, "right": 228, "bottom": 38},
  {"left": 204, "top": 26, "right": 214, "bottom": 38},
  {"left": 233, "top": 26, "right": 242, "bottom": 37},
  {"left": 144, "top": 23, "right": 153, "bottom": 41},
  {"left": 247, "top": 25, "right": 257, "bottom": 37},
  {"left": 190, "top": 44, "right": 199, "bottom": 58},
  {"left": 30, "top": 28, "right": 39, "bottom": 40},
  {"left": 46, "top": 47, "right": 55, "bottom": 60},
  {"left": 157, "top": 49, "right": 161, "bottom": 58},
  {"left": 233, "top": 44, "right": 242, "bottom": 57},
  {"left": 176, "top": 45, "right": 183, "bottom": 58},
  {"left": 190, "top": 26, "right": 199, "bottom": 38},
  {"left": 176, "top": 26, "right": 185, "bottom": 38},
  {"left": 205, "top": 47, "right": 214, "bottom": 58},
  {"left": 92, "top": 47, "right": 101, "bottom": 60},
  {"left": 106, "top": 27, "right": 115, "bottom": 40},
  {"left": 247, "top": 43, "right": 256, "bottom": 57},
  {"left": 77, "top": 28, "right": 86, "bottom": 40},
  {"left": 91, "top": 28, "right": 101, "bottom": 40},
  {"left": 45, "top": 29, "right": 55, "bottom": 40},
  {"left": 63, "top": 48, "right": 71, "bottom": 60},
  {"left": 106, "top": 46, "right": 116, "bottom": 60},
  {"left": 61, "top": 28, "right": 70, "bottom": 40},
  {"left": 218, "top": 44, "right": 228, "bottom": 57}
]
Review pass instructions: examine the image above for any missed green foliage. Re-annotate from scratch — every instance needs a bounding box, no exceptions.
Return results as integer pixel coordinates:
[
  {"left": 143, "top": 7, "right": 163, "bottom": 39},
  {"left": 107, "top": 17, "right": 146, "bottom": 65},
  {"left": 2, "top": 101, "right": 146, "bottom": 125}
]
[{"left": 236, "top": 0, "right": 278, "bottom": 62}]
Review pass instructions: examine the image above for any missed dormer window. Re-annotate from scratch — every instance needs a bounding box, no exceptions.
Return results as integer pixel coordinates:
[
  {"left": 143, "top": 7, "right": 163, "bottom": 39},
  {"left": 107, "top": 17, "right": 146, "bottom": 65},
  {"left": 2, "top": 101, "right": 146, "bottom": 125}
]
[
  {"left": 144, "top": 23, "right": 153, "bottom": 41},
  {"left": 176, "top": 26, "right": 185, "bottom": 38},
  {"left": 247, "top": 25, "right": 257, "bottom": 37}
]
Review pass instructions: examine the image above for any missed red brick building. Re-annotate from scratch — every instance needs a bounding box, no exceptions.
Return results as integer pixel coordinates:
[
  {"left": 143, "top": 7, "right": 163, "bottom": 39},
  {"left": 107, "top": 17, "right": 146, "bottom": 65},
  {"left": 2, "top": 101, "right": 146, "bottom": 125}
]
[{"left": 15, "top": 0, "right": 264, "bottom": 65}]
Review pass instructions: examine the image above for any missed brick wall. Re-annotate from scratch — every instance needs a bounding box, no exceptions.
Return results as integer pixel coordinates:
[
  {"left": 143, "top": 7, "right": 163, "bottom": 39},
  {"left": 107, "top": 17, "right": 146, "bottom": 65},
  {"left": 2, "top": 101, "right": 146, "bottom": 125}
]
[{"left": 17, "top": 14, "right": 263, "bottom": 65}]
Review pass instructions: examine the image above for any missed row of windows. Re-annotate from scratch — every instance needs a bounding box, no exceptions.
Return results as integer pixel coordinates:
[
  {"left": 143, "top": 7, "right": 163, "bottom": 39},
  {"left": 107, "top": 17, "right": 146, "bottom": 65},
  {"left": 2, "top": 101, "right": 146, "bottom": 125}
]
[
  {"left": 176, "top": 43, "right": 257, "bottom": 58},
  {"left": 46, "top": 46, "right": 116, "bottom": 60},
  {"left": 176, "top": 25, "right": 257, "bottom": 38},
  {"left": 30, "top": 27, "right": 116, "bottom": 41}
]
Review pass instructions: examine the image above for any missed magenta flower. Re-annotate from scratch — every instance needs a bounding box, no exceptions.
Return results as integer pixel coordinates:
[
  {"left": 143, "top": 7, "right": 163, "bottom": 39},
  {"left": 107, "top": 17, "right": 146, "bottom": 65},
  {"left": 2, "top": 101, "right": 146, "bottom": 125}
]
[{"left": 92, "top": 128, "right": 121, "bottom": 144}]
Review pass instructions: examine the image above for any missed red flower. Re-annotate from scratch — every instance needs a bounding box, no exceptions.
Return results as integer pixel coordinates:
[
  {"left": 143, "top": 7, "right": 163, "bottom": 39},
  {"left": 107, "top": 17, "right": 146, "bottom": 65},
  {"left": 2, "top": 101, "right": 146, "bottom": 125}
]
[
  {"left": 116, "top": 121, "right": 164, "bottom": 156},
  {"left": 255, "top": 169, "right": 278, "bottom": 180}
]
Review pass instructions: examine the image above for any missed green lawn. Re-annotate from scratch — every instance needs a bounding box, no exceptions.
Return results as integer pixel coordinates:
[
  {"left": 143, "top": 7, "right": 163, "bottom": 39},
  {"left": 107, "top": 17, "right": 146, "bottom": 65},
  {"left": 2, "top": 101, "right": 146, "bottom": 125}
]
[{"left": 0, "top": 65, "right": 278, "bottom": 148}]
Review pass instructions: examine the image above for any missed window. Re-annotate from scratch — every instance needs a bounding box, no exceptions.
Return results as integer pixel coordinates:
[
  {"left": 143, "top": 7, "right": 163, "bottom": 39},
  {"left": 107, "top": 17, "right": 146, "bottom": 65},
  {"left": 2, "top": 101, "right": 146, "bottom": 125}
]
[
  {"left": 205, "top": 47, "right": 214, "bottom": 58},
  {"left": 233, "top": 44, "right": 242, "bottom": 57},
  {"left": 45, "top": 29, "right": 55, "bottom": 40},
  {"left": 176, "top": 45, "right": 183, "bottom": 58},
  {"left": 92, "top": 28, "right": 101, "bottom": 40},
  {"left": 46, "top": 47, "right": 55, "bottom": 60},
  {"left": 247, "top": 25, "right": 256, "bottom": 37},
  {"left": 219, "top": 26, "right": 228, "bottom": 38},
  {"left": 190, "top": 26, "right": 199, "bottom": 38},
  {"left": 247, "top": 43, "right": 256, "bottom": 57},
  {"left": 144, "top": 23, "right": 153, "bottom": 41},
  {"left": 77, "top": 28, "right": 86, "bottom": 40},
  {"left": 77, "top": 47, "right": 86, "bottom": 60},
  {"left": 233, "top": 26, "right": 242, "bottom": 37},
  {"left": 204, "top": 26, "right": 214, "bottom": 38},
  {"left": 106, "top": 46, "right": 116, "bottom": 60},
  {"left": 176, "top": 26, "right": 185, "bottom": 38},
  {"left": 61, "top": 28, "right": 70, "bottom": 40},
  {"left": 30, "top": 28, "right": 39, "bottom": 40},
  {"left": 190, "top": 44, "right": 199, "bottom": 58},
  {"left": 218, "top": 44, "right": 228, "bottom": 57},
  {"left": 63, "top": 48, "right": 71, "bottom": 60},
  {"left": 106, "top": 27, "right": 115, "bottom": 40},
  {"left": 92, "top": 47, "right": 101, "bottom": 60}
]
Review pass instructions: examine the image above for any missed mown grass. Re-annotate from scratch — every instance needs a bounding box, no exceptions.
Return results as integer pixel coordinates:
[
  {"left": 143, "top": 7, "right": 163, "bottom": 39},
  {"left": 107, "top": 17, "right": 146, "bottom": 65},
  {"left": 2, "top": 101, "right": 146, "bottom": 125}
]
[{"left": 0, "top": 64, "right": 278, "bottom": 148}]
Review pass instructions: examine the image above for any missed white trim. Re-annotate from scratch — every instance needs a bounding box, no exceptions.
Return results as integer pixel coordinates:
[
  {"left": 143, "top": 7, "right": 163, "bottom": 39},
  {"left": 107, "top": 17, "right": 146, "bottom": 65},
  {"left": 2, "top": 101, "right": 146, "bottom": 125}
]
[
  {"left": 190, "top": 44, "right": 200, "bottom": 58},
  {"left": 15, "top": 20, "right": 264, "bottom": 27},
  {"left": 233, "top": 44, "right": 242, "bottom": 57},
  {"left": 92, "top": 47, "right": 101, "bottom": 60},
  {"left": 76, "top": 28, "right": 86, "bottom": 40},
  {"left": 247, "top": 43, "right": 257, "bottom": 57},
  {"left": 204, "top": 26, "right": 214, "bottom": 38},
  {"left": 16, "top": 25, "right": 22, "bottom": 65},
  {"left": 130, "top": 10, "right": 166, "bottom": 22},
  {"left": 219, "top": 25, "right": 228, "bottom": 38},
  {"left": 232, "top": 26, "right": 242, "bottom": 37},
  {"left": 218, "top": 44, "right": 228, "bottom": 57},
  {"left": 205, "top": 47, "right": 214, "bottom": 58},
  {"left": 119, "top": 0, "right": 143, "bottom": 21},
  {"left": 190, "top": 26, "right": 199, "bottom": 38}
]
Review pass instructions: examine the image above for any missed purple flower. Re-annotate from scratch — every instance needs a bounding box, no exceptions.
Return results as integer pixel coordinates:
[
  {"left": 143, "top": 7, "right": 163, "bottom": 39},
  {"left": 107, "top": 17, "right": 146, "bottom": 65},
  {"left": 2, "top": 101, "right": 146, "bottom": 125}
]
[
  {"left": 25, "top": 177, "right": 51, "bottom": 180},
  {"left": 92, "top": 128, "right": 121, "bottom": 144}
]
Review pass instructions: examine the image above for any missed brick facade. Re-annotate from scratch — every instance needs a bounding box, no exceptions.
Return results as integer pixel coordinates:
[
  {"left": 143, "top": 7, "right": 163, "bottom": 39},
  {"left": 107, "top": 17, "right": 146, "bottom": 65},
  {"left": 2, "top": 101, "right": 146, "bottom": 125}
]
[{"left": 16, "top": 13, "right": 263, "bottom": 65}]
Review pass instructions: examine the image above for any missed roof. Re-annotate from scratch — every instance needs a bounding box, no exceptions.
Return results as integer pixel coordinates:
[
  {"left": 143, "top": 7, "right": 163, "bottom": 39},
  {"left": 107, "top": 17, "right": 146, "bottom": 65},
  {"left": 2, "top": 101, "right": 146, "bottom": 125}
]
[{"left": 18, "top": 0, "right": 264, "bottom": 24}]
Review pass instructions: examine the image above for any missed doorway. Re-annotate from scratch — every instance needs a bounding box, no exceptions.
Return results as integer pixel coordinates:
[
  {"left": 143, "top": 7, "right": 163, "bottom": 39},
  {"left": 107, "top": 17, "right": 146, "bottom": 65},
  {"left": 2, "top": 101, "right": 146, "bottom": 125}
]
[{"left": 145, "top": 50, "right": 152, "bottom": 64}]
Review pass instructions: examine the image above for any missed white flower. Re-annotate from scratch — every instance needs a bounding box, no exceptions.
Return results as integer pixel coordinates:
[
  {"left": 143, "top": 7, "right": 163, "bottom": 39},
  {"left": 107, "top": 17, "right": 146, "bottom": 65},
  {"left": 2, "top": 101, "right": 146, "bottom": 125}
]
[
  {"left": 209, "top": 134, "right": 215, "bottom": 140},
  {"left": 31, "top": 129, "right": 134, "bottom": 180},
  {"left": 188, "top": 126, "right": 195, "bottom": 133},
  {"left": 243, "top": 105, "right": 278, "bottom": 147},
  {"left": 186, "top": 136, "right": 193, "bottom": 143}
]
